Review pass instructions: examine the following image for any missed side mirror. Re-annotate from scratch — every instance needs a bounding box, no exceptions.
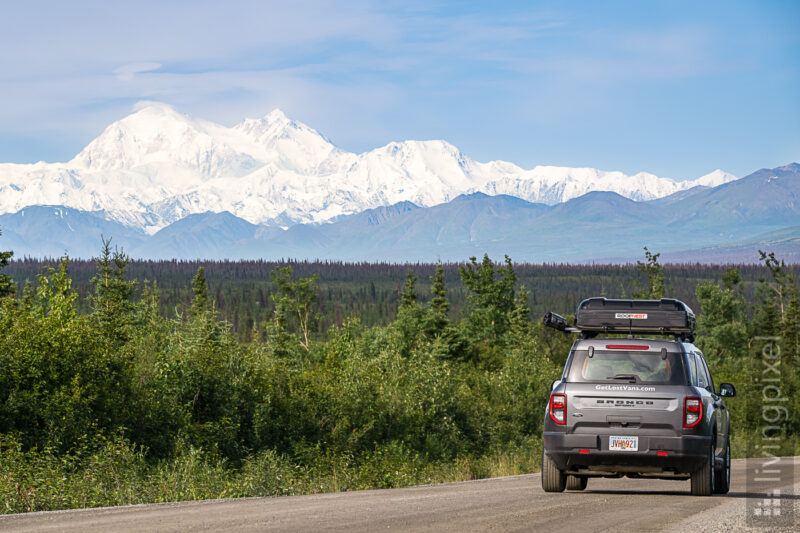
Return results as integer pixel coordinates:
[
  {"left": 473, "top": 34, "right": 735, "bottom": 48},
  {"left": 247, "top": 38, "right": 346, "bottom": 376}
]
[
  {"left": 551, "top": 379, "right": 561, "bottom": 391},
  {"left": 719, "top": 383, "right": 736, "bottom": 397}
]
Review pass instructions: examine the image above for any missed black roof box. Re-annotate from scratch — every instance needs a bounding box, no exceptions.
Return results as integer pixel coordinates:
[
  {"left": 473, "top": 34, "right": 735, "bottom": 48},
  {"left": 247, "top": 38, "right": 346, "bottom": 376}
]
[{"left": 575, "top": 297, "right": 695, "bottom": 334}]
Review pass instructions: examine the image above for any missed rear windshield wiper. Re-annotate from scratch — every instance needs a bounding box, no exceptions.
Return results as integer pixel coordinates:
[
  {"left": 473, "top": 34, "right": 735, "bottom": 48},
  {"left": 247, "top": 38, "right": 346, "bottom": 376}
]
[{"left": 607, "top": 374, "right": 638, "bottom": 383}]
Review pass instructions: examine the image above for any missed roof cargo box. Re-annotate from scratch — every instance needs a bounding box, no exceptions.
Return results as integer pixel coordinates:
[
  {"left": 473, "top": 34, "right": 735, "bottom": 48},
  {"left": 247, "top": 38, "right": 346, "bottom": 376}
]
[{"left": 575, "top": 298, "right": 695, "bottom": 334}]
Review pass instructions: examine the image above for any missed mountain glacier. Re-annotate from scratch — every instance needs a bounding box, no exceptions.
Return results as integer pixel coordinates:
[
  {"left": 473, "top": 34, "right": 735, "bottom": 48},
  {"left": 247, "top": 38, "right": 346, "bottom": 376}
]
[{"left": 0, "top": 102, "right": 738, "bottom": 234}]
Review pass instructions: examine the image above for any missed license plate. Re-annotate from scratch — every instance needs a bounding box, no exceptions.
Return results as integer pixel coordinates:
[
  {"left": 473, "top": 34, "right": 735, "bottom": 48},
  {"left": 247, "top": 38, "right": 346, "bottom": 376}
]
[{"left": 609, "top": 436, "right": 638, "bottom": 451}]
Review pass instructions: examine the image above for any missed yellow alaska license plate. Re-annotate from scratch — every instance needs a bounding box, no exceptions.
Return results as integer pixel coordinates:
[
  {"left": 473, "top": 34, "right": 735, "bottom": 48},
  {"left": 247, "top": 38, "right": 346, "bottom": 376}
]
[{"left": 609, "top": 436, "right": 638, "bottom": 451}]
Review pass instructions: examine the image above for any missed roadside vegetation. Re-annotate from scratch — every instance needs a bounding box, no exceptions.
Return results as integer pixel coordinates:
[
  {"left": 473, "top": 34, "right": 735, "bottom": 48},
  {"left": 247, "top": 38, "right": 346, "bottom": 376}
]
[{"left": 0, "top": 233, "right": 797, "bottom": 513}]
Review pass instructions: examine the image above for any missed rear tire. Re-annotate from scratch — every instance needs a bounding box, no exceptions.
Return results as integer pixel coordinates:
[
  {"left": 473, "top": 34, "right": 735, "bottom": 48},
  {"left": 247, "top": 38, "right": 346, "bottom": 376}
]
[
  {"left": 713, "top": 440, "right": 731, "bottom": 494},
  {"left": 566, "top": 475, "right": 588, "bottom": 491},
  {"left": 542, "top": 451, "right": 566, "bottom": 492},
  {"left": 691, "top": 440, "right": 715, "bottom": 496}
]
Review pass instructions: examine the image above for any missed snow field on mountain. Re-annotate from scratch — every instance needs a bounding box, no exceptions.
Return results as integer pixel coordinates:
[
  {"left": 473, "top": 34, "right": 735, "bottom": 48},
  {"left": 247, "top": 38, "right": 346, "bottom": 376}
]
[{"left": 0, "top": 102, "right": 738, "bottom": 233}]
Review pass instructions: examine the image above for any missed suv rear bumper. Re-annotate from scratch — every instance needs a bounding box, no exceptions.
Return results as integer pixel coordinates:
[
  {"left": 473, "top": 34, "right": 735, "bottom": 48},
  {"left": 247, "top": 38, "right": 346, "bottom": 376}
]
[{"left": 543, "top": 432, "right": 710, "bottom": 474}]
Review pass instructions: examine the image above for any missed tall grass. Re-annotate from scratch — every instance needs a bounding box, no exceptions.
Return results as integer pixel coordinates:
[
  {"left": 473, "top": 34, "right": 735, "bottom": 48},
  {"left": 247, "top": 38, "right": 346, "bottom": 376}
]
[{"left": 0, "top": 434, "right": 544, "bottom": 514}]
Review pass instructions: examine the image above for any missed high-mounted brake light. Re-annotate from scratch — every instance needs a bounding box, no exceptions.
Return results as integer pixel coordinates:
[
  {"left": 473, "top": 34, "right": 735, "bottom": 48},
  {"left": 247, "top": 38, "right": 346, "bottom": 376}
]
[
  {"left": 683, "top": 397, "right": 702, "bottom": 428},
  {"left": 657, "top": 451, "right": 668, "bottom": 456},
  {"left": 549, "top": 393, "right": 566, "bottom": 425},
  {"left": 605, "top": 345, "right": 650, "bottom": 350}
]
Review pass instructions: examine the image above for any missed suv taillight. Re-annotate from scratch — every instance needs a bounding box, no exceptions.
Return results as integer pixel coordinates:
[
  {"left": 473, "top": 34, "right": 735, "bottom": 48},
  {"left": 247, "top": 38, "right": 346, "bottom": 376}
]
[
  {"left": 684, "top": 397, "right": 702, "bottom": 428},
  {"left": 549, "top": 393, "right": 567, "bottom": 425}
]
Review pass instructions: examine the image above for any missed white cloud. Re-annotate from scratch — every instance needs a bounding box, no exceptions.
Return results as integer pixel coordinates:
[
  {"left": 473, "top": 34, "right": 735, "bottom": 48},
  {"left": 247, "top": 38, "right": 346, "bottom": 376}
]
[{"left": 113, "top": 62, "right": 162, "bottom": 81}]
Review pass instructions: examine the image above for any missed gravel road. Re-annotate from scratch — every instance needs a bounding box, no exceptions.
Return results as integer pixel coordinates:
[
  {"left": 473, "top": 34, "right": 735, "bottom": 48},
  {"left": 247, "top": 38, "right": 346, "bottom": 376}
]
[{"left": 1, "top": 457, "right": 797, "bottom": 532}]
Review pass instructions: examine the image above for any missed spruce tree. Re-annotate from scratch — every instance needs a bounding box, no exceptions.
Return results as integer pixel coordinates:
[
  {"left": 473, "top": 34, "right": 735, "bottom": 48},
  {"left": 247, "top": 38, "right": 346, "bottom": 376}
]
[
  {"left": 781, "top": 272, "right": 799, "bottom": 360},
  {"left": 508, "top": 285, "right": 531, "bottom": 336},
  {"left": 90, "top": 238, "right": 135, "bottom": 349},
  {"left": 430, "top": 261, "right": 450, "bottom": 331},
  {"left": 191, "top": 266, "right": 210, "bottom": 316},
  {"left": 0, "top": 228, "right": 14, "bottom": 298},
  {"left": 400, "top": 269, "right": 417, "bottom": 309},
  {"left": 20, "top": 280, "right": 34, "bottom": 309},
  {"left": 458, "top": 254, "right": 517, "bottom": 344}
]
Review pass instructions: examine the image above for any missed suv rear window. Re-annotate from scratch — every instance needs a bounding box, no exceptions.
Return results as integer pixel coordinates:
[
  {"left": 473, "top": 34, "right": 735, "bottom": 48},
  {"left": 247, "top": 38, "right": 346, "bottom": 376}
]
[{"left": 567, "top": 350, "right": 686, "bottom": 385}]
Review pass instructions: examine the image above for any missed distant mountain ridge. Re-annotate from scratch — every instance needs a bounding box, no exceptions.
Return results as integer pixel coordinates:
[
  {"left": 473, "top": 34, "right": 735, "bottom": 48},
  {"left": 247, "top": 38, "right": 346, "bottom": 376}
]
[
  {"left": 2, "top": 163, "right": 797, "bottom": 263},
  {"left": 0, "top": 102, "right": 737, "bottom": 234}
]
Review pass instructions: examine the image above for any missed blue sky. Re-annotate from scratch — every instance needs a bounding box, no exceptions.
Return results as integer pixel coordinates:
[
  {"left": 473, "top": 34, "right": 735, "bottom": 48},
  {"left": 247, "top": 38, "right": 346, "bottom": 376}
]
[{"left": 0, "top": 0, "right": 797, "bottom": 179}]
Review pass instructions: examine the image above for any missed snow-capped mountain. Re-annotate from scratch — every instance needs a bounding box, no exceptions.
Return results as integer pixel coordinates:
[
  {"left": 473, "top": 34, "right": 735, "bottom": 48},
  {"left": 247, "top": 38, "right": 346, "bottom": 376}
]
[
  {"left": 474, "top": 167, "right": 737, "bottom": 205},
  {"left": 0, "top": 102, "right": 738, "bottom": 233}
]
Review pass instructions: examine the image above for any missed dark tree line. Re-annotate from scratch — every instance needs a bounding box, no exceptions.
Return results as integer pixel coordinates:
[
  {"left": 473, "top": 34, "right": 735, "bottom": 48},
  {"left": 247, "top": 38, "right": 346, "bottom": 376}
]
[{"left": 4, "top": 255, "right": 774, "bottom": 342}]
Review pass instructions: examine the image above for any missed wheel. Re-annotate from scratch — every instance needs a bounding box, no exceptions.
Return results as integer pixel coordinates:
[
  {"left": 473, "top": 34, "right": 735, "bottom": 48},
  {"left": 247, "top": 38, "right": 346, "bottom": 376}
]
[
  {"left": 541, "top": 451, "right": 566, "bottom": 492},
  {"left": 566, "top": 475, "right": 588, "bottom": 491},
  {"left": 691, "top": 439, "right": 715, "bottom": 496},
  {"left": 713, "top": 439, "right": 731, "bottom": 494}
]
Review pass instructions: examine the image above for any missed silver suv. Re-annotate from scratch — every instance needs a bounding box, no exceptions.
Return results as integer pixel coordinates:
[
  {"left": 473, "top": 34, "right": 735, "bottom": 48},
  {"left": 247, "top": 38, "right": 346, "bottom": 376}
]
[{"left": 541, "top": 298, "right": 736, "bottom": 496}]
